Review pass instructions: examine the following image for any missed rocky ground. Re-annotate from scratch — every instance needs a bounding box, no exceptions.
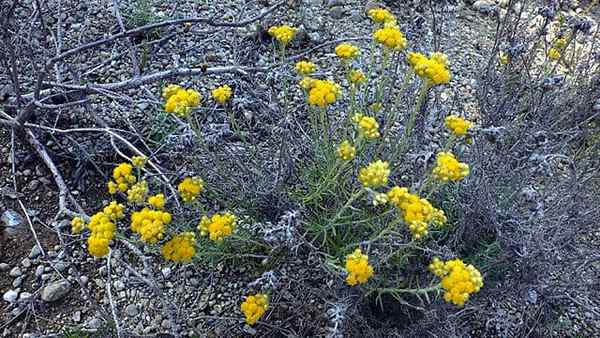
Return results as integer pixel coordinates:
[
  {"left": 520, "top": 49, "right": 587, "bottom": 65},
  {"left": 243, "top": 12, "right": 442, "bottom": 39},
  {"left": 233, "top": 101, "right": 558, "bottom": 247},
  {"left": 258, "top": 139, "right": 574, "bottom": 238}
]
[{"left": 1, "top": 0, "right": 599, "bottom": 337}]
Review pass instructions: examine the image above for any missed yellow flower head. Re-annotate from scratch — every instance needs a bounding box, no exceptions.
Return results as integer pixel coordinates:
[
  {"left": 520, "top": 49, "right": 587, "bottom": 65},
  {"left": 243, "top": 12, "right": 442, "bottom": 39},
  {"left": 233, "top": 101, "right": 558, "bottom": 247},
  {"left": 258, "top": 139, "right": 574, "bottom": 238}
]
[
  {"left": 352, "top": 113, "right": 380, "bottom": 140},
  {"left": 87, "top": 212, "right": 116, "bottom": 241},
  {"left": 348, "top": 69, "right": 366, "bottom": 85},
  {"left": 178, "top": 177, "right": 204, "bottom": 202},
  {"left": 148, "top": 193, "right": 166, "bottom": 209},
  {"left": 103, "top": 201, "right": 125, "bottom": 220},
  {"left": 345, "top": 248, "right": 374, "bottom": 286},
  {"left": 373, "top": 27, "right": 407, "bottom": 50},
  {"left": 445, "top": 115, "right": 473, "bottom": 136},
  {"left": 548, "top": 48, "right": 561, "bottom": 60},
  {"left": 161, "top": 232, "right": 196, "bottom": 263},
  {"left": 295, "top": 61, "right": 317, "bottom": 76},
  {"left": 131, "top": 155, "right": 147, "bottom": 168},
  {"left": 198, "top": 212, "right": 236, "bottom": 241},
  {"left": 432, "top": 258, "right": 484, "bottom": 306},
  {"left": 162, "top": 84, "right": 182, "bottom": 100},
  {"left": 367, "top": 8, "right": 395, "bottom": 23},
  {"left": 241, "top": 294, "right": 269, "bottom": 325},
  {"left": 554, "top": 37, "right": 567, "bottom": 49},
  {"left": 268, "top": 25, "right": 297, "bottom": 46},
  {"left": 432, "top": 152, "right": 469, "bottom": 182},
  {"left": 335, "top": 43, "right": 360, "bottom": 60},
  {"left": 372, "top": 192, "right": 389, "bottom": 206},
  {"left": 499, "top": 52, "right": 510, "bottom": 65},
  {"left": 164, "top": 87, "right": 202, "bottom": 117},
  {"left": 130, "top": 207, "right": 172, "bottom": 243},
  {"left": 109, "top": 162, "right": 136, "bottom": 194},
  {"left": 358, "top": 160, "right": 390, "bottom": 188},
  {"left": 88, "top": 235, "right": 110, "bottom": 257},
  {"left": 307, "top": 79, "right": 341, "bottom": 108},
  {"left": 387, "top": 186, "right": 439, "bottom": 239},
  {"left": 432, "top": 208, "right": 447, "bottom": 227},
  {"left": 71, "top": 217, "right": 86, "bottom": 234},
  {"left": 337, "top": 140, "right": 356, "bottom": 161},
  {"left": 211, "top": 85, "right": 233, "bottom": 104},
  {"left": 299, "top": 77, "right": 315, "bottom": 91},
  {"left": 407, "top": 52, "right": 451, "bottom": 86},
  {"left": 127, "top": 180, "right": 149, "bottom": 204}
]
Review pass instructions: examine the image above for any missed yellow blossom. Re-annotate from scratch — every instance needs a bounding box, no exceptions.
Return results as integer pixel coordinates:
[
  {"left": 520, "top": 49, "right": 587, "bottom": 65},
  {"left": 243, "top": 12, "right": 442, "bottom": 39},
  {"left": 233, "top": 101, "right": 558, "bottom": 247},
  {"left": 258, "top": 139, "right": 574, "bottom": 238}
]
[
  {"left": 372, "top": 192, "right": 389, "bottom": 206},
  {"left": 198, "top": 212, "right": 236, "bottom": 241},
  {"left": 432, "top": 152, "right": 469, "bottom": 182},
  {"left": 164, "top": 87, "right": 202, "bottom": 117},
  {"left": 148, "top": 193, "right": 166, "bottom": 209},
  {"left": 161, "top": 232, "right": 196, "bottom": 263},
  {"left": 352, "top": 113, "right": 380, "bottom": 140},
  {"left": 103, "top": 201, "right": 125, "bottom": 220},
  {"left": 499, "top": 52, "right": 510, "bottom": 65},
  {"left": 108, "top": 163, "right": 136, "bottom": 194},
  {"left": 127, "top": 180, "right": 149, "bottom": 204},
  {"left": 162, "top": 84, "right": 182, "bottom": 100},
  {"left": 428, "top": 257, "right": 446, "bottom": 277},
  {"left": 86, "top": 211, "right": 116, "bottom": 257},
  {"left": 130, "top": 207, "right": 172, "bottom": 244},
  {"left": 71, "top": 217, "right": 86, "bottom": 234},
  {"left": 348, "top": 69, "right": 366, "bottom": 85},
  {"left": 268, "top": 25, "right": 297, "bottom": 46},
  {"left": 335, "top": 43, "right": 360, "bottom": 60},
  {"left": 88, "top": 235, "right": 110, "bottom": 257},
  {"left": 211, "top": 85, "right": 233, "bottom": 104},
  {"left": 445, "top": 115, "right": 473, "bottom": 136},
  {"left": 337, "top": 140, "right": 356, "bottom": 161},
  {"left": 307, "top": 79, "right": 341, "bottom": 108},
  {"left": 554, "top": 37, "right": 567, "bottom": 49},
  {"left": 432, "top": 208, "right": 447, "bottom": 227},
  {"left": 178, "top": 177, "right": 204, "bottom": 202},
  {"left": 431, "top": 258, "right": 483, "bottom": 306},
  {"left": 345, "top": 248, "right": 374, "bottom": 286},
  {"left": 367, "top": 8, "right": 395, "bottom": 23},
  {"left": 295, "top": 61, "right": 317, "bottom": 76},
  {"left": 240, "top": 294, "right": 269, "bottom": 325},
  {"left": 299, "top": 77, "right": 315, "bottom": 91},
  {"left": 131, "top": 155, "right": 147, "bottom": 168},
  {"left": 407, "top": 52, "right": 452, "bottom": 86},
  {"left": 358, "top": 160, "right": 390, "bottom": 188},
  {"left": 373, "top": 27, "right": 407, "bottom": 50},
  {"left": 548, "top": 48, "right": 561, "bottom": 60},
  {"left": 387, "top": 186, "right": 439, "bottom": 239}
]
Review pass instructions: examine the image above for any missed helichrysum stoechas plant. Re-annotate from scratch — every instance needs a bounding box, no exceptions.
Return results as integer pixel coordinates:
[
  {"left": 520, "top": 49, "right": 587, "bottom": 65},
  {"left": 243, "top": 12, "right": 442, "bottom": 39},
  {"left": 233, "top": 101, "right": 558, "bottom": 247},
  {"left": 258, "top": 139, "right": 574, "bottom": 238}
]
[
  {"left": 358, "top": 160, "right": 390, "bottom": 188},
  {"left": 211, "top": 84, "right": 233, "bottom": 105},
  {"left": 163, "top": 85, "right": 202, "bottom": 117},
  {"left": 295, "top": 60, "right": 317, "bottom": 76},
  {"left": 147, "top": 193, "right": 165, "bottom": 209},
  {"left": 344, "top": 249, "right": 374, "bottom": 286},
  {"left": 131, "top": 155, "right": 147, "bottom": 168},
  {"left": 408, "top": 52, "right": 452, "bottom": 86},
  {"left": 429, "top": 258, "right": 484, "bottom": 306},
  {"left": 353, "top": 113, "right": 380, "bottom": 140},
  {"left": 335, "top": 43, "right": 360, "bottom": 60},
  {"left": 108, "top": 162, "right": 136, "bottom": 194},
  {"left": 432, "top": 152, "right": 470, "bottom": 182},
  {"left": 103, "top": 201, "right": 125, "bottom": 220},
  {"left": 198, "top": 212, "right": 237, "bottom": 241},
  {"left": 241, "top": 294, "right": 269, "bottom": 325},
  {"left": 444, "top": 115, "right": 473, "bottom": 137},
  {"left": 307, "top": 79, "right": 342, "bottom": 108},
  {"left": 367, "top": 8, "right": 395, "bottom": 24},
  {"left": 127, "top": 180, "right": 149, "bottom": 204},
  {"left": 373, "top": 26, "right": 407, "bottom": 51},
  {"left": 337, "top": 140, "right": 356, "bottom": 161},
  {"left": 268, "top": 25, "right": 297, "bottom": 46},
  {"left": 387, "top": 186, "right": 436, "bottom": 240},
  {"left": 130, "top": 208, "right": 172, "bottom": 243},
  {"left": 71, "top": 217, "right": 85, "bottom": 234},
  {"left": 161, "top": 232, "right": 196, "bottom": 263},
  {"left": 178, "top": 177, "right": 204, "bottom": 202},
  {"left": 87, "top": 211, "right": 116, "bottom": 257}
]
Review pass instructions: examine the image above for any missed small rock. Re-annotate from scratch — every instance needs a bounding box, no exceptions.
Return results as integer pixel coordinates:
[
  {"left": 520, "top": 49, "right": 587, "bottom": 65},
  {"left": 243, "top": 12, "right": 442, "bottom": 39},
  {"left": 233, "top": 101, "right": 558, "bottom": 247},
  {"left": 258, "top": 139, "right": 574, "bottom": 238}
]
[
  {"left": 41, "top": 280, "right": 71, "bottom": 302},
  {"left": 1, "top": 210, "right": 24, "bottom": 235},
  {"left": 9, "top": 267, "right": 22, "bottom": 277},
  {"left": 114, "top": 280, "right": 125, "bottom": 291},
  {"left": 329, "top": 7, "right": 344, "bottom": 19},
  {"left": 3, "top": 290, "right": 18, "bottom": 303},
  {"left": 161, "top": 267, "right": 171, "bottom": 278},
  {"left": 21, "top": 258, "right": 31, "bottom": 268},
  {"left": 54, "top": 261, "right": 68, "bottom": 272},
  {"left": 473, "top": 0, "right": 498, "bottom": 14},
  {"left": 27, "top": 180, "right": 40, "bottom": 191},
  {"left": 12, "top": 276, "right": 23, "bottom": 288},
  {"left": 73, "top": 311, "right": 81, "bottom": 322},
  {"left": 19, "top": 292, "right": 33, "bottom": 302},
  {"left": 29, "top": 245, "right": 42, "bottom": 259},
  {"left": 0, "top": 263, "right": 9, "bottom": 271},
  {"left": 125, "top": 304, "right": 139, "bottom": 317},
  {"left": 86, "top": 318, "right": 103, "bottom": 329},
  {"left": 80, "top": 276, "right": 89, "bottom": 285},
  {"left": 161, "top": 319, "right": 171, "bottom": 329}
]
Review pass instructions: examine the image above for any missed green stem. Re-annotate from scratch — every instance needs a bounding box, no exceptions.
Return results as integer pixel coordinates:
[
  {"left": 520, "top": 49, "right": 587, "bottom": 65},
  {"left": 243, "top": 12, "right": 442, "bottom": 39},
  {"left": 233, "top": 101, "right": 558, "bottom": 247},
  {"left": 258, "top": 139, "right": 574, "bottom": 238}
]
[
  {"left": 327, "top": 189, "right": 364, "bottom": 229},
  {"left": 391, "top": 82, "right": 430, "bottom": 162}
]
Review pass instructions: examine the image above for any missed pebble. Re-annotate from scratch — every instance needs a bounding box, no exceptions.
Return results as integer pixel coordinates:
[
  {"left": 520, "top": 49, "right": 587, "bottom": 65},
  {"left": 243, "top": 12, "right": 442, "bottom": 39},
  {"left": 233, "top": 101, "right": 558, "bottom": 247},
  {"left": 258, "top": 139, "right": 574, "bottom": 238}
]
[
  {"left": 3, "top": 290, "right": 18, "bottom": 303},
  {"left": 114, "top": 280, "right": 125, "bottom": 291},
  {"left": 41, "top": 280, "right": 71, "bottom": 302},
  {"left": 125, "top": 304, "right": 139, "bottom": 317},
  {"left": 73, "top": 311, "right": 82, "bottom": 322},
  {"left": 9, "top": 267, "right": 22, "bottom": 277},
  {"left": 29, "top": 245, "right": 42, "bottom": 259},
  {"left": 0, "top": 263, "right": 9, "bottom": 271},
  {"left": 54, "top": 261, "right": 68, "bottom": 272},
  {"left": 21, "top": 258, "right": 31, "bottom": 268},
  {"left": 86, "top": 318, "right": 103, "bottom": 329},
  {"left": 80, "top": 276, "right": 89, "bottom": 285},
  {"left": 19, "top": 292, "right": 33, "bottom": 302},
  {"left": 12, "top": 276, "right": 23, "bottom": 288}
]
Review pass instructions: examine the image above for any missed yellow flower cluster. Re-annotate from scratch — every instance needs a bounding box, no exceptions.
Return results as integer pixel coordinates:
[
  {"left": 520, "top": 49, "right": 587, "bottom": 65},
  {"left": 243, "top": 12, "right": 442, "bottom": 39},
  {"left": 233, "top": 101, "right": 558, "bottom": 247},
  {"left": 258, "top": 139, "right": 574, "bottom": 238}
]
[
  {"left": 548, "top": 48, "right": 561, "bottom": 60},
  {"left": 444, "top": 115, "right": 473, "bottom": 136},
  {"left": 407, "top": 52, "right": 451, "bottom": 86},
  {"left": 335, "top": 43, "right": 360, "bottom": 60},
  {"left": 163, "top": 85, "right": 202, "bottom": 117},
  {"left": 198, "top": 212, "right": 236, "bottom": 241},
  {"left": 554, "top": 37, "right": 567, "bottom": 49},
  {"left": 178, "top": 177, "right": 204, "bottom": 202},
  {"left": 299, "top": 77, "right": 315, "bottom": 90},
  {"left": 345, "top": 248, "right": 374, "bottom": 286},
  {"left": 432, "top": 152, "right": 470, "bottom": 182},
  {"left": 431, "top": 208, "right": 447, "bottom": 227},
  {"left": 373, "top": 27, "right": 407, "bottom": 50},
  {"left": 131, "top": 155, "right": 147, "bottom": 168},
  {"left": 387, "top": 186, "right": 434, "bottom": 239},
  {"left": 358, "top": 160, "right": 390, "bottom": 188},
  {"left": 148, "top": 193, "right": 165, "bottom": 209},
  {"left": 499, "top": 52, "right": 510, "bottom": 65},
  {"left": 348, "top": 69, "right": 366, "bottom": 85},
  {"left": 367, "top": 8, "right": 395, "bottom": 24},
  {"left": 211, "top": 85, "right": 233, "bottom": 104},
  {"left": 108, "top": 163, "right": 136, "bottom": 194},
  {"left": 71, "top": 217, "right": 86, "bottom": 234},
  {"left": 352, "top": 113, "right": 380, "bottom": 139},
  {"left": 130, "top": 208, "right": 172, "bottom": 243},
  {"left": 372, "top": 192, "right": 389, "bottom": 206},
  {"left": 103, "top": 201, "right": 125, "bottom": 220},
  {"left": 87, "top": 212, "right": 116, "bottom": 257},
  {"left": 240, "top": 294, "right": 269, "bottom": 325},
  {"left": 127, "top": 180, "right": 149, "bottom": 204},
  {"left": 268, "top": 25, "right": 297, "bottom": 46},
  {"left": 295, "top": 61, "right": 316, "bottom": 76},
  {"left": 429, "top": 258, "right": 483, "bottom": 306},
  {"left": 337, "top": 140, "right": 356, "bottom": 161},
  {"left": 307, "top": 79, "right": 341, "bottom": 108},
  {"left": 161, "top": 232, "right": 196, "bottom": 263}
]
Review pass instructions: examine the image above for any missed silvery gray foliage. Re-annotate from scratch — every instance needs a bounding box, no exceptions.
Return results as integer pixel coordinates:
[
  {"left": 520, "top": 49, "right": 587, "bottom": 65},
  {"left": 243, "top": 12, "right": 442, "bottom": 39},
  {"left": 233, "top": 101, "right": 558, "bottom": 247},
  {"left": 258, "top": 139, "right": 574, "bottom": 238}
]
[
  {"left": 259, "top": 210, "right": 300, "bottom": 247},
  {"left": 325, "top": 301, "right": 348, "bottom": 338},
  {"left": 248, "top": 270, "right": 278, "bottom": 291}
]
